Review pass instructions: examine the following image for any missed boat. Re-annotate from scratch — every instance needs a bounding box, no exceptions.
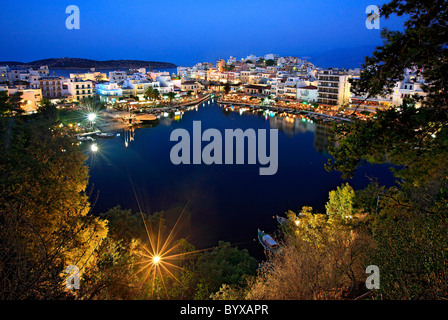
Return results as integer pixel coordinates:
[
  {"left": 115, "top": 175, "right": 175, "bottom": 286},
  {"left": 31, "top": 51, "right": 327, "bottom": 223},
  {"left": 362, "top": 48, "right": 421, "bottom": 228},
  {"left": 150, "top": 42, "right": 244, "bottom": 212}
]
[
  {"left": 258, "top": 229, "right": 280, "bottom": 252},
  {"left": 135, "top": 114, "right": 157, "bottom": 123},
  {"left": 276, "top": 215, "right": 288, "bottom": 225},
  {"left": 76, "top": 135, "right": 95, "bottom": 141},
  {"left": 95, "top": 132, "right": 114, "bottom": 139}
]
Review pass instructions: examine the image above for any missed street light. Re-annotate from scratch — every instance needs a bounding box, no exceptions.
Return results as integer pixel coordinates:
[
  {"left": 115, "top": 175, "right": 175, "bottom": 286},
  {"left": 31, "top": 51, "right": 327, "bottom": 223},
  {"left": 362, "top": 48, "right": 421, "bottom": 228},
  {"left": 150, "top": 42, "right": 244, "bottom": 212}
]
[
  {"left": 87, "top": 113, "right": 96, "bottom": 122},
  {"left": 90, "top": 143, "right": 98, "bottom": 152},
  {"left": 153, "top": 255, "right": 161, "bottom": 264}
]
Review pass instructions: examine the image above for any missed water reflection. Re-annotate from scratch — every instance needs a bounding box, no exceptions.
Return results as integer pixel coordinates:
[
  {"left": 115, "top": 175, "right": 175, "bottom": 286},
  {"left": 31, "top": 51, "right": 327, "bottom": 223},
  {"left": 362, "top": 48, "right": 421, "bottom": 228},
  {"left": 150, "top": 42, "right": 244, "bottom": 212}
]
[
  {"left": 123, "top": 102, "right": 336, "bottom": 153},
  {"left": 269, "top": 116, "right": 334, "bottom": 153},
  {"left": 124, "top": 127, "right": 135, "bottom": 147}
]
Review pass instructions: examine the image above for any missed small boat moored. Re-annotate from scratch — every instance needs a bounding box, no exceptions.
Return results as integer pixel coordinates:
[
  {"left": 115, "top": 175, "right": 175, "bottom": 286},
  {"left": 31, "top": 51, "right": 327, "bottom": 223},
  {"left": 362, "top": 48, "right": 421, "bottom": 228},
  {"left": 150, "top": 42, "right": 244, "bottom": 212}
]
[
  {"left": 76, "top": 135, "right": 95, "bottom": 141},
  {"left": 95, "top": 132, "right": 115, "bottom": 139},
  {"left": 276, "top": 215, "right": 288, "bottom": 225},
  {"left": 258, "top": 229, "right": 280, "bottom": 252}
]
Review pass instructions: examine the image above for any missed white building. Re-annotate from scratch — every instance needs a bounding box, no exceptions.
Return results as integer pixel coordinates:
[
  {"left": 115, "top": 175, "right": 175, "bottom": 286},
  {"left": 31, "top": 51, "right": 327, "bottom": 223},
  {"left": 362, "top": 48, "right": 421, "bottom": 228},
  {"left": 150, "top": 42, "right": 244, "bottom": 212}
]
[
  {"left": 227, "top": 56, "right": 237, "bottom": 64},
  {"left": 264, "top": 54, "right": 279, "bottom": 61},
  {"left": 297, "top": 85, "right": 318, "bottom": 103},
  {"left": 392, "top": 69, "right": 427, "bottom": 107},
  {"left": 96, "top": 82, "right": 123, "bottom": 103},
  {"left": 109, "top": 71, "right": 127, "bottom": 84},
  {"left": 317, "top": 69, "right": 351, "bottom": 108},
  {"left": 67, "top": 79, "right": 94, "bottom": 102}
]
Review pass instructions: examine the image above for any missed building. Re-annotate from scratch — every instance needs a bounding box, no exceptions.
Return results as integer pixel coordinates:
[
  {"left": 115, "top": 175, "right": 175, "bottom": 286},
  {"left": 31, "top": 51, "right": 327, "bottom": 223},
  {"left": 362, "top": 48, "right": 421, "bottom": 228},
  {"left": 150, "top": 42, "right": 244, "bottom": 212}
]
[
  {"left": 0, "top": 86, "right": 42, "bottom": 113},
  {"left": 217, "top": 59, "right": 226, "bottom": 72},
  {"left": 317, "top": 69, "right": 351, "bottom": 108},
  {"left": 244, "top": 84, "right": 270, "bottom": 95},
  {"left": 349, "top": 68, "right": 427, "bottom": 113},
  {"left": 67, "top": 79, "right": 94, "bottom": 101},
  {"left": 39, "top": 76, "right": 66, "bottom": 99},
  {"left": 297, "top": 85, "right": 318, "bottom": 102},
  {"left": 109, "top": 71, "right": 127, "bottom": 84},
  {"left": 181, "top": 80, "right": 201, "bottom": 93},
  {"left": 70, "top": 71, "right": 108, "bottom": 82},
  {"left": 96, "top": 83, "right": 123, "bottom": 103},
  {"left": 392, "top": 68, "right": 427, "bottom": 107},
  {"left": 227, "top": 56, "right": 237, "bottom": 64},
  {"left": 122, "top": 79, "right": 161, "bottom": 99},
  {"left": 264, "top": 54, "right": 279, "bottom": 61}
]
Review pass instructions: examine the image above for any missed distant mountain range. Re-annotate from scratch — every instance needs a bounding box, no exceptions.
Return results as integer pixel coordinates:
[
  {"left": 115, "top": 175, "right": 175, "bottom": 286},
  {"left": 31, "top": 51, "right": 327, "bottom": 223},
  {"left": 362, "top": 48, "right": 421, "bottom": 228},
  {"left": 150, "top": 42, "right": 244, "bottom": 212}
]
[
  {"left": 0, "top": 57, "right": 177, "bottom": 70},
  {"left": 306, "top": 45, "right": 380, "bottom": 69}
]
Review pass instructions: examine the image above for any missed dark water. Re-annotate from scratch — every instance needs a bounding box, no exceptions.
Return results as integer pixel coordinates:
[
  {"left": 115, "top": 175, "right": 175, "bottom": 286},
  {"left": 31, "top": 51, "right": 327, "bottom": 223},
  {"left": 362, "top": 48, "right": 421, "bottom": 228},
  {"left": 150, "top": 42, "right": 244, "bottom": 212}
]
[{"left": 87, "top": 100, "right": 396, "bottom": 258}]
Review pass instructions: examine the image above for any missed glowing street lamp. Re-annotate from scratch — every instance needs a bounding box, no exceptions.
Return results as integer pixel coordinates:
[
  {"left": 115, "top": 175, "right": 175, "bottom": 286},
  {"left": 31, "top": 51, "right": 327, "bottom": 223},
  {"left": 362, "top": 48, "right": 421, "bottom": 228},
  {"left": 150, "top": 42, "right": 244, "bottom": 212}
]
[
  {"left": 90, "top": 143, "right": 98, "bottom": 152},
  {"left": 152, "top": 255, "right": 161, "bottom": 264},
  {"left": 87, "top": 112, "right": 97, "bottom": 122}
]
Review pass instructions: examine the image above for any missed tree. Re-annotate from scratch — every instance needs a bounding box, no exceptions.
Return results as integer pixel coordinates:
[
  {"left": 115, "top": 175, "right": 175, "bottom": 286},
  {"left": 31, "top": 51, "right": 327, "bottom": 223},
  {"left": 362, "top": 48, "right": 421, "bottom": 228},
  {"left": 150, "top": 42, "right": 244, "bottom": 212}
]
[
  {"left": 325, "top": 183, "right": 356, "bottom": 221},
  {"left": 0, "top": 90, "right": 25, "bottom": 115},
  {"left": 38, "top": 97, "right": 59, "bottom": 122},
  {"left": 152, "top": 89, "right": 160, "bottom": 101},
  {"left": 265, "top": 59, "right": 275, "bottom": 66},
  {"left": 224, "top": 82, "right": 231, "bottom": 95},
  {"left": 144, "top": 87, "right": 160, "bottom": 102},
  {"left": 144, "top": 86, "right": 154, "bottom": 101},
  {"left": 326, "top": 0, "right": 448, "bottom": 299},
  {"left": 194, "top": 241, "right": 258, "bottom": 299},
  {"left": 247, "top": 205, "right": 371, "bottom": 300},
  {"left": 167, "top": 92, "right": 176, "bottom": 104},
  {"left": 0, "top": 117, "right": 108, "bottom": 299}
]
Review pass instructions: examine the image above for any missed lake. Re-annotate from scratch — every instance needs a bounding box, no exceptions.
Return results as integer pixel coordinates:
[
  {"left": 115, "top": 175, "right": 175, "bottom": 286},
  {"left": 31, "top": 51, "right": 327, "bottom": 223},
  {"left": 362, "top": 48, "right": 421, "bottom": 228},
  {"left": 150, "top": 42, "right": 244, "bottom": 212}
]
[{"left": 87, "top": 100, "right": 396, "bottom": 258}]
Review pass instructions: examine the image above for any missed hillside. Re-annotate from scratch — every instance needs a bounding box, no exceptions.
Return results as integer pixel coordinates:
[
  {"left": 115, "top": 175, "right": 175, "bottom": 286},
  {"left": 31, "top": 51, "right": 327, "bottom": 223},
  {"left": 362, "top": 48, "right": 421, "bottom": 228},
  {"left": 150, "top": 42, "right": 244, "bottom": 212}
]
[{"left": 0, "top": 57, "right": 177, "bottom": 70}]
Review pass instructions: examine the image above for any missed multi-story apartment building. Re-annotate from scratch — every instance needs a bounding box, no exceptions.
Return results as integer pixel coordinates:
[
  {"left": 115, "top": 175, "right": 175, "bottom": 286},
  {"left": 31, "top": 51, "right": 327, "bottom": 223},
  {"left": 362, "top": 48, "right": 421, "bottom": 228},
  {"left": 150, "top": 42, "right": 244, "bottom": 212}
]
[
  {"left": 67, "top": 79, "right": 94, "bottom": 101},
  {"left": 39, "top": 76, "right": 66, "bottom": 99},
  {"left": 96, "top": 82, "right": 123, "bottom": 103},
  {"left": 109, "top": 71, "right": 127, "bottom": 84},
  {"left": 122, "top": 79, "right": 160, "bottom": 99},
  {"left": 317, "top": 69, "right": 351, "bottom": 108}
]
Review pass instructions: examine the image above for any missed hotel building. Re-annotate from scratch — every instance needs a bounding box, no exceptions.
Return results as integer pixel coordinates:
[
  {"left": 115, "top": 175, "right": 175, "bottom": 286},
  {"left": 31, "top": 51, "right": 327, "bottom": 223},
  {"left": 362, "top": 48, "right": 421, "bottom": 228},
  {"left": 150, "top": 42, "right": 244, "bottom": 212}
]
[{"left": 317, "top": 69, "right": 351, "bottom": 108}]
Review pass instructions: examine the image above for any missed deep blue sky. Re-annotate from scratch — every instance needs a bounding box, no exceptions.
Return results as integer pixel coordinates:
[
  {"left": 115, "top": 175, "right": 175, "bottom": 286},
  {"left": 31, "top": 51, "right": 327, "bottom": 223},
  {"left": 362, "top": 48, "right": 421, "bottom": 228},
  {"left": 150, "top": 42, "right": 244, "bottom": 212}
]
[{"left": 0, "top": 0, "right": 405, "bottom": 67}]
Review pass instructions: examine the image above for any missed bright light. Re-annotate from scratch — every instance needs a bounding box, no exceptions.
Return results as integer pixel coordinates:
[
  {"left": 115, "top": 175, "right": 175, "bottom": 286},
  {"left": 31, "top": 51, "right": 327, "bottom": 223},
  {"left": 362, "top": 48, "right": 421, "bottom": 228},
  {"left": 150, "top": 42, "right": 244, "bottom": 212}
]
[
  {"left": 90, "top": 143, "right": 98, "bottom": 152},
  {"left": 87, "top": 113, "right": 97, "bottom": 122},
  {"left": 153, "top": 255, "right": 161, "bottom": 264}
]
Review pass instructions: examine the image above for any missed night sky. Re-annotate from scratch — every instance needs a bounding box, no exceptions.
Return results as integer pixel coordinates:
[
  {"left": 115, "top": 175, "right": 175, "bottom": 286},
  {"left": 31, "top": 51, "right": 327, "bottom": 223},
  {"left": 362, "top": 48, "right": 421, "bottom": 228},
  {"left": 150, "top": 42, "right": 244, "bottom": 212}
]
[{"left": 1, "top": 0, "right": 405, "bottom": 67}]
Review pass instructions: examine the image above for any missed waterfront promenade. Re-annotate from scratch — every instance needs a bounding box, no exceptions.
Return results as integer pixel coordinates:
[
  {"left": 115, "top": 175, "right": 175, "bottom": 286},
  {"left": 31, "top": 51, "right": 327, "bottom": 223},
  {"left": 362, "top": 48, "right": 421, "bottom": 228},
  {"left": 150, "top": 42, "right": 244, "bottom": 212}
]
[{"left": 217, "top": 99, "right": 351, "bottom": 122}]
